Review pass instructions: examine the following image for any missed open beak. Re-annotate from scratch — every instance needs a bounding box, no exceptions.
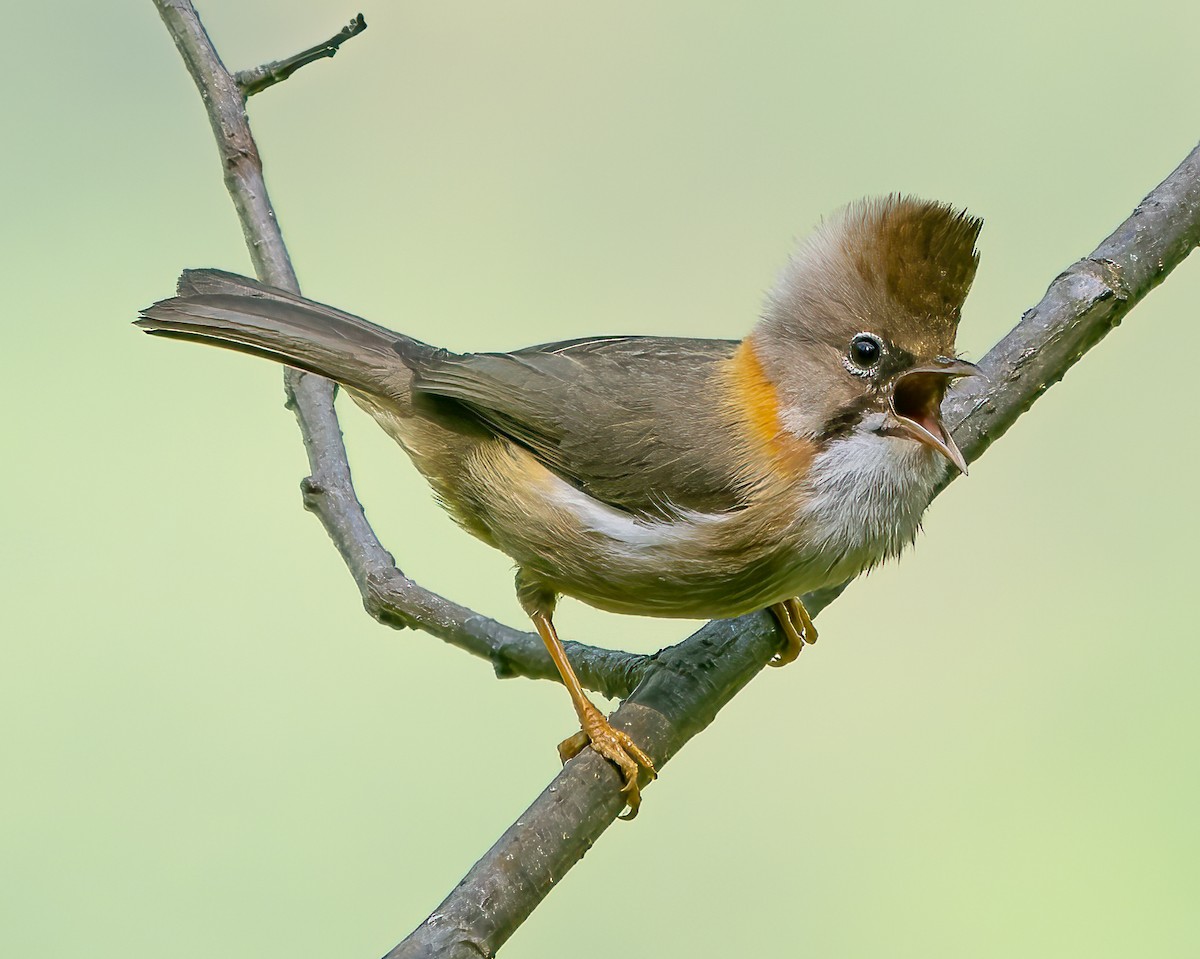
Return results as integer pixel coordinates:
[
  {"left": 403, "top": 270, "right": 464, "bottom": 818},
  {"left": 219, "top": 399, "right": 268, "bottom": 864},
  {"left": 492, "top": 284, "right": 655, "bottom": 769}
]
[{"left": 885, "top": 358, "right": 979, "bottom": 474}]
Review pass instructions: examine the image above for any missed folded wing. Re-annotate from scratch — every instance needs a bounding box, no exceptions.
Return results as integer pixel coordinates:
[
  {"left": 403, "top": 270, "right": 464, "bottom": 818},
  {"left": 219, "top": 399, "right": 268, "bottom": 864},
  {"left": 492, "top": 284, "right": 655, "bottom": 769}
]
[{"left": 400, "top": 335, "right": 747, "bottom": 517}]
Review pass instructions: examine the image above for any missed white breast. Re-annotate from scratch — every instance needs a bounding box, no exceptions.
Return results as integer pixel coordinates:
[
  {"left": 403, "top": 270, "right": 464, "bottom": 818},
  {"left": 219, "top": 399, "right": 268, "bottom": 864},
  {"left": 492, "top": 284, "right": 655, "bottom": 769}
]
[{"left": 797, "top": 431, "right": 947, "bottom": 582}]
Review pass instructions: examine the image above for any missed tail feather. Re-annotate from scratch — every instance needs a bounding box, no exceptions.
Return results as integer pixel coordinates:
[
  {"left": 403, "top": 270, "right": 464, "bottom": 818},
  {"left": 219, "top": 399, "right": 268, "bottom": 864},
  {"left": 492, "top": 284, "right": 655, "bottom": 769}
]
[
  {"left": 137, "top": 270, "right": 437, "bottom": 398},
  {"left": 176, "top": 268, "right": 284, "bottom": 298}
]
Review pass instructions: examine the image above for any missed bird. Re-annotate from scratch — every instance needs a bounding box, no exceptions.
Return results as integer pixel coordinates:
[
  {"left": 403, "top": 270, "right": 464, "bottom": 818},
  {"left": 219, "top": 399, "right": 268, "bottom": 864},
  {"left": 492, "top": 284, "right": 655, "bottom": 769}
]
[{"left": 136, "top": 195, "right": 982, "bottom": 818}]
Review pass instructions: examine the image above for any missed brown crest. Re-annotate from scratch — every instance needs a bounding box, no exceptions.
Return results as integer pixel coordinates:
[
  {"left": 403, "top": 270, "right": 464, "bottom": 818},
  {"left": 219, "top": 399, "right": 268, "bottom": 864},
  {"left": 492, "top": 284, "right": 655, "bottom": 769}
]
[
  {"left": 763, "top": 195, "right": 982, "bottom": 357},
  {"left": 843, "top": 195, "right": 982, "bottom": 327}
]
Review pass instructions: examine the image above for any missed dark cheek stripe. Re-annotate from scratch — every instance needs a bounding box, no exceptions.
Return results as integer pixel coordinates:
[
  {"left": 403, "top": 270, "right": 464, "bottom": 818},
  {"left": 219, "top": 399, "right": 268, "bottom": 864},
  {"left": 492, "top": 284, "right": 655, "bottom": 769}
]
[{"left": 816, "top": 395, "right": 877, "bottom": 442}]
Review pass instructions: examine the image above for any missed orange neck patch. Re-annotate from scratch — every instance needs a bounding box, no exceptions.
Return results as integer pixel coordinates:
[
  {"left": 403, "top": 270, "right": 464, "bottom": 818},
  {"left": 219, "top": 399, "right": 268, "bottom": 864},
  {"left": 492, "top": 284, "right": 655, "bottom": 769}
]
[{"left": 726, "top": 340, "right": 814, "bottom": 480}]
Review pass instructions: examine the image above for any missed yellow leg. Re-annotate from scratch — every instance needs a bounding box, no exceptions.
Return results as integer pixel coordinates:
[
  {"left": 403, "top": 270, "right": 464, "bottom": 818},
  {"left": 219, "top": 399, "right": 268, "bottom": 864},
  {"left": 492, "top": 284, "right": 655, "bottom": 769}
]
[
  {"left": 768, "top": 597, "right": 818, "bottom": 667},
  {"left": 531, "top": 611, "right": 657, "bottom": 819}
]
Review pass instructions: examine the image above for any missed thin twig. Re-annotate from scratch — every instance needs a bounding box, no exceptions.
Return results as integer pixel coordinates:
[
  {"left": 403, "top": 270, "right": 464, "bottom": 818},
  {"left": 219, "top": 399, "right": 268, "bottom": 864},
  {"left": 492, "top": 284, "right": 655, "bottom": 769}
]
[
  {"left": 235, "top": 13, "right": 367, "bottom": 98},
  {"left": 387, "top": 144, "right": 1200, "bottom": 958}
]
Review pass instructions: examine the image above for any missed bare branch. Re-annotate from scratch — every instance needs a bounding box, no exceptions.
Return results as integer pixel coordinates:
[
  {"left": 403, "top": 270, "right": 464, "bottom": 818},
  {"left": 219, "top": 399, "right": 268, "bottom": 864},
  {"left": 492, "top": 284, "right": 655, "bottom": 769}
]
[
  {"left": 153, "top": 0, "right": 294, "bottom": 285},
  {"left": 387, "top": 144, "right": 1200, "bottom": 958},
  {"left": 235, "top": 13, "right": 368, "bottom": 99},
  {"left": 946, "top": 146, "right": 1200, "bottom": 463},
  {"left": 152, "top": 0, "right": 644, "bottom": 701}
]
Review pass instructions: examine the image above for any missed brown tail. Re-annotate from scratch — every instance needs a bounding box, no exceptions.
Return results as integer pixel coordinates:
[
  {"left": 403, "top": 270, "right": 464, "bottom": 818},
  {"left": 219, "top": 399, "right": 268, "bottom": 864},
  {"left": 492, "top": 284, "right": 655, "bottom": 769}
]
[{"left": 136, "top": 269, "right": 436, "bottom": 397}]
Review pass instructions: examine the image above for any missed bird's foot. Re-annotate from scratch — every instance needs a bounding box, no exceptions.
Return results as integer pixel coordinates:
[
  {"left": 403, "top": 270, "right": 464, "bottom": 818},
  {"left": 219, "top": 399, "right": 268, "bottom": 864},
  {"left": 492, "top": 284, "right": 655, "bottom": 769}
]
[
  {"left": 558, "top": 705, "right": 657, "bottom": 820},
  {"left": 768, "top": 597, "right": 818, "bottom": 667}
]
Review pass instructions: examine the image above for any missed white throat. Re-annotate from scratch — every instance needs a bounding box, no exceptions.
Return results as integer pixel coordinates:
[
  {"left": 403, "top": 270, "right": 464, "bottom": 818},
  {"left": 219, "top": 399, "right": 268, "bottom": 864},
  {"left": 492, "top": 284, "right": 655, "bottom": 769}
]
[{"left": 798, "top": 431, "right": 947, "bottom": 581}]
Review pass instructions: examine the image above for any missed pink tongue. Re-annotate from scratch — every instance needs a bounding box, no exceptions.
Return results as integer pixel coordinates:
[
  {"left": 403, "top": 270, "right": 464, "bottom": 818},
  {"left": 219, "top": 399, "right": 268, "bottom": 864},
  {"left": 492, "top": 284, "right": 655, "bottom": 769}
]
[{"left": 913, "top": 408, "right": 943, "bottom": 440}]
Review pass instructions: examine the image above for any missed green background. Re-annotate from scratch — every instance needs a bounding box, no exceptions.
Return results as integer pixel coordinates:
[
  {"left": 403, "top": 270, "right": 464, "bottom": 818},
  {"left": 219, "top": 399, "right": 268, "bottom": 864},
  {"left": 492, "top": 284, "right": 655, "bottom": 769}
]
[{"left": 4, "top": 1, "right": 1198, "bottom": 956}]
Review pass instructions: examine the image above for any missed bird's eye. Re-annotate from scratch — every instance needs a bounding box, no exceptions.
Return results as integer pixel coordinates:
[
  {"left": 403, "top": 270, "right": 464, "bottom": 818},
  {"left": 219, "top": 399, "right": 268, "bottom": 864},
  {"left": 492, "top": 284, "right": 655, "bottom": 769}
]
[{"left": 847, "top": 333, "right": 884, "bottom": 371}]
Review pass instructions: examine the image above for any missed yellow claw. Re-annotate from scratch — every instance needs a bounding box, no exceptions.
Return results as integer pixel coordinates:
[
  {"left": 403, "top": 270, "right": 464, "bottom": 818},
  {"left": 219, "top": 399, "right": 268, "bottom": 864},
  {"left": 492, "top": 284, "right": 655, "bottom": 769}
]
[
  {"left": 768, "top": 597, "right": 818, "bottom": 667},
  {"left": 560, "top": 704, "right": 657, "bottom": 820}
]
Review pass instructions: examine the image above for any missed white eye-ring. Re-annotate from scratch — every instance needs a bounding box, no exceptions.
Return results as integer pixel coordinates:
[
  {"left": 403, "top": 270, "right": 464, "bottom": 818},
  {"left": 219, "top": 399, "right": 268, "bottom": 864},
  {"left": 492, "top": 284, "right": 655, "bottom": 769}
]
[{"left": 843, "top": 332, "right": 885, "bottom": 377}]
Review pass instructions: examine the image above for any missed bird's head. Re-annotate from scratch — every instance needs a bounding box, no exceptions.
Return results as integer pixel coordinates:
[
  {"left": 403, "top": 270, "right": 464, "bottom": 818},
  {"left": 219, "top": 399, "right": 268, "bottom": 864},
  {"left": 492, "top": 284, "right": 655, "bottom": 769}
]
[{"left": 752, "top": 195, "right": 983, "bottom": 473}]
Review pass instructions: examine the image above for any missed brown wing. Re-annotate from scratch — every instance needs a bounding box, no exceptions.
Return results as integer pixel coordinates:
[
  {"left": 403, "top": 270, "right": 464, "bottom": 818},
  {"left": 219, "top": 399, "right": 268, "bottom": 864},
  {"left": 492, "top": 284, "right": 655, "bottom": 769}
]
[{"left": 399, "top": 335, "right": 746, "bottom": 516}]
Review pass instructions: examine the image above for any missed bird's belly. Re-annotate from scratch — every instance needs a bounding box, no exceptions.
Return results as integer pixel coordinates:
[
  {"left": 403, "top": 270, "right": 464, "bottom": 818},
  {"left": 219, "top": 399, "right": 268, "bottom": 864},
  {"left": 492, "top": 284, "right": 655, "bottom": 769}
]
[
  {"left": 459, "top": 442, "right": 825, "bottom": 618},
  {"left": 453, "top": 432, "right": 945, "bottom": 621},
  {"left": 508, "top": 511, "right": 819, "bottom": 620}
]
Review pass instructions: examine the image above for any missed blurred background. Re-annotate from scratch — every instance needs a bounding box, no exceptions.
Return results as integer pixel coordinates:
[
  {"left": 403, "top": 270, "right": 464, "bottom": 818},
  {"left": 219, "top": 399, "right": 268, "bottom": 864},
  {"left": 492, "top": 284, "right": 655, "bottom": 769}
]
[{"left": 3, "top": 1, "right": 1198, "bottom": 956}]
